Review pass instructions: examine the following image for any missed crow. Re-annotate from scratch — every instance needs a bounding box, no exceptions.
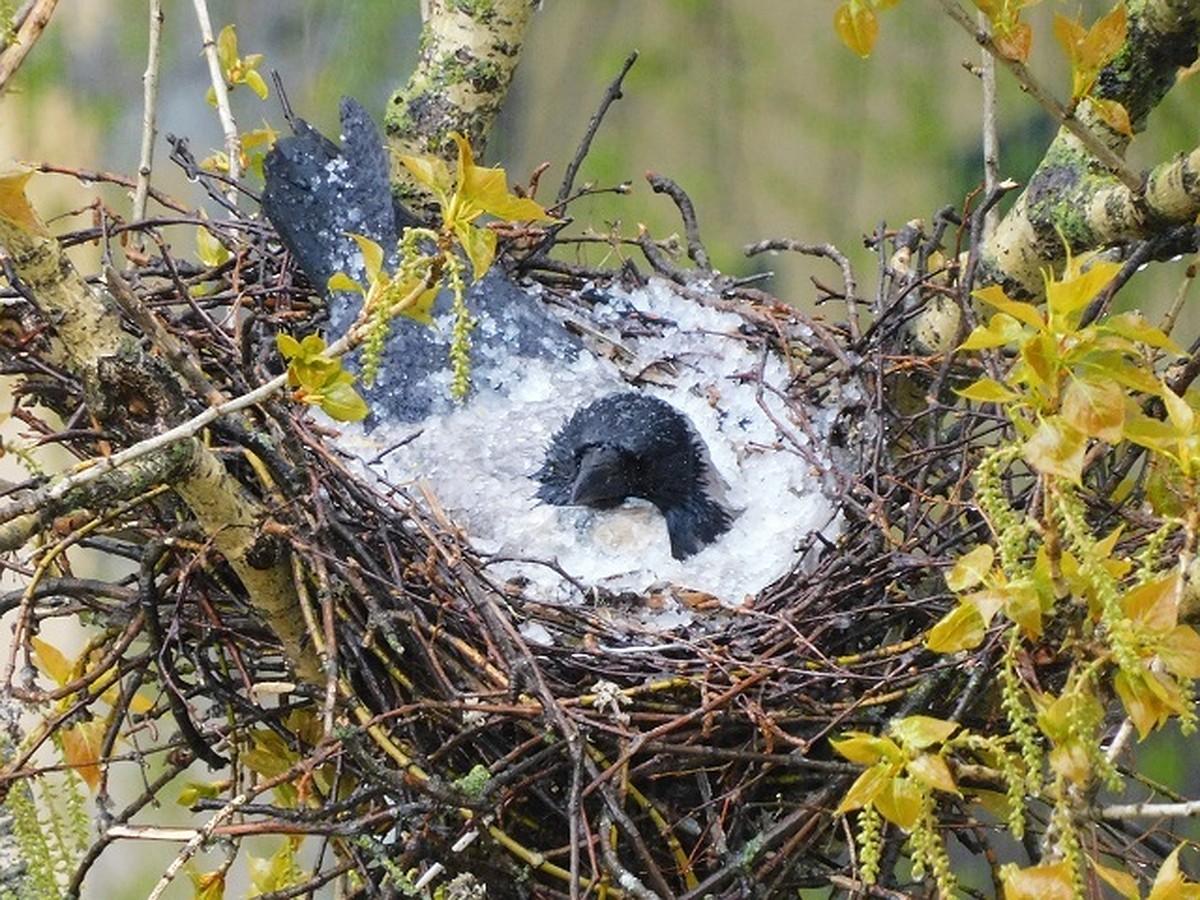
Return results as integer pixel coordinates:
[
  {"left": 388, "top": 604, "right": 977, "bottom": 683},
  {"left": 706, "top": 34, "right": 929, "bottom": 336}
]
[
  {"left": 261, "top": 97, "right": 578, "bottom": 424},
  {"left": 535, "top": 392, "right": 735, "bottom": 560},
  {"left": 260, "top": 98, "right": 837, "bottom": 604}
]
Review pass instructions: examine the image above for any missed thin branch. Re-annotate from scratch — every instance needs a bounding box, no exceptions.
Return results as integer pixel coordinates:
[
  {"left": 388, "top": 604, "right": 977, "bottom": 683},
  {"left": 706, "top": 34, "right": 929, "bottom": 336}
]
[
  {"left": 939, "top": 0, "right": 1140, "bottom": 193},
  {"left": 555, "top": 50, "right": 638, "bottom": 207},
  {"left": 744, "top": 238, "right": 860, "bottom": 341},
  {"left": 132, "top": 0, "right": 165, "bottom": 227},
  {"left": 190, "top": 0, "right": 241, "bottom": 191},
  {"left": 646, "top": 171, "right": 711, "bottom": 272},
  {"left": 0, "top": 0, "right": 60, "bottom": 94},
  {"left": 977, "top": 9, "right": 1000, "bottom": 241}
]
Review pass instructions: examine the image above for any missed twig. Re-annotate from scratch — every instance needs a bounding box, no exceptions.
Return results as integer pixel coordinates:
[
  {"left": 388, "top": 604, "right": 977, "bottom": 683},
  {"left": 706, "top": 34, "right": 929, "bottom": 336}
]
[
  {"left": 190, "top": 0, "right": 241, "bottom": 193},
  {"left": 555, "top": 50, "right": 638, "bottom": 207},
  {"left": 977, "top": 9, "right": 1000, "bottom": 241},
  {"left": 647, "top": 171, "right": 711, "bottom": 272},
  {"left": 0, "top": 0, "right": 60, "bottom": 94},
  {"left": 105, "top": 266, "right": 224, "bottom": 404},
  {"left": 744, "top": 238, "right": 860, "bottom": 340},
  {"left": 939, "top": 0, "right": 1140, "bottom": 193},
  {"left": 131, "top": 0, "right": 164, "bottom": 229}
]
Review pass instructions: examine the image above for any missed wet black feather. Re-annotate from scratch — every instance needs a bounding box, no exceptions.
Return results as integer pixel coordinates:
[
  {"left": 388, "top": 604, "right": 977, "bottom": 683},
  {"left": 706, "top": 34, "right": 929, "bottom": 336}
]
[{"left": 535, "top": 393, "right": 734, "bottom": 559}]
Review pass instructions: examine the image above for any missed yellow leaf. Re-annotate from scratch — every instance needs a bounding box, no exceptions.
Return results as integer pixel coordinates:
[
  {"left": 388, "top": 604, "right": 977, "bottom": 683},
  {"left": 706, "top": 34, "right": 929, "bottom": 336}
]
[
  {"left": 831, "top": 732, "right": 897, "bottom": 767},
  {"left": 400, "top": 285, "right": 440, "bottom": 326},
  {"left": 890, "top": 715, "right": 959, "bottom": 750},
  {"left": 216, "top": 25, "right": 238, "bottom": 72},
  {"left": 61, "top": 719, "right": 107, "bottom": 790},
  {"left": 196, "top": 225, "right": 231, "bottom": 268},
  {"left": 1046, "top": 258, "right": 1121, "bottom": 324},
  {"left": 1091, "top": 857, "right": 1140, "bottom": 899},
  {"left": 1121, "top": 573, "right": 1180, "bottom": 631},
  {"left": 1103, "top": 312, "right": 1182, "bottom": 354},
  {"left": 833, "top": 1, "right": 878, "bottom": 58},
  {"left": 835, "top": 763, "right": 891, "bottom": 814},
  {"left": 959, "top": 314, "right": 1025, "bottom": 351},
  {"left": 973, "top": 284, "right": 1045, "bottom": 330},
  {"left": 245, "top": 69, "right": 270, "bottom": 100},
  {"left": 327, "top": 272, "right": 363, "bottom": 294},
  {"left": 1022, "top": 417, "right": 1085, "bottom": 484},
  {"left": 459, "top": 220, "right": 498, "bottom": 281},
  {"left": 348, "top": 233, "right": 385, "bottom": 281},
  {"left": 1004, "top": 579, "right": 1046, "bottom": 639},
  {"left": 874, "top": 774, "right": 922, "bottom": 830},
  {"left": 1113, "top": 668, "right": 1176, "bottom": 738},
  {"left": 1092, "top": 96, "right": 1132, "bottom": 136},
  {"left": 1061, "top": 377, "right": 1124, "bottom": 443},
  {"left": 956, "top": 377, "right": 1020, "bottom": 403},
  {"left": 926, "top": 601, "right": 986, "bottom": 653},
  {"left": 907, "top": 752, "right": 960, "bottom": 795},
  {"left": 1003, "top": 860, "right": 1077, "bottom": 900},
  {"left": 187, "top": 866, "right": 227, "bottom": 900},
  {"left": 1148, "top": 846, "right": 1200, "bottom": 900},
  {"left": 319, "top": 379, "right": 369, "bottom": 422},
  {"left": 400, "top": 152, "right": 452, "bottom": 197},
  {"left": 1158, "top": 625, "right": 1200, "bottom": 678},
  {"left": 31, "top": 636, "right": 74, "bottom": 687},
  {"left": 993, "top": 22, "right": 1033, "bottom": 64},
  {"left": 0, "top": 169, "right": 48, "bottom": 237},
  {"left": 946, "top": 544, "right": 994, "bottom": 592}
]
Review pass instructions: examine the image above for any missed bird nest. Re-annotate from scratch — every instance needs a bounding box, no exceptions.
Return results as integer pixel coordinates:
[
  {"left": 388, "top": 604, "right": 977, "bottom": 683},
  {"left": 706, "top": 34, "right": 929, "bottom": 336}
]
[{"left": 1, "top": 153, "right": 999, "bottom": 898}]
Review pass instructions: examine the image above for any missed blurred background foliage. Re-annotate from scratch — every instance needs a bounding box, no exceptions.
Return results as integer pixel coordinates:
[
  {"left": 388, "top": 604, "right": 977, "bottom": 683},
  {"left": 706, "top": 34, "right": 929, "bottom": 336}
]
[{"left": 7, "top": 0, "right": 1197, "bottom": 311}]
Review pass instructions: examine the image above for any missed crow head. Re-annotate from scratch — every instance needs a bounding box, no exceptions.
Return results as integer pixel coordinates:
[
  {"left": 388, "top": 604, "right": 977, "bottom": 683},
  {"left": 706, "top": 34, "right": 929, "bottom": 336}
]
[{"left": 535, "top": 393, "right": 735, "bottom": 559}]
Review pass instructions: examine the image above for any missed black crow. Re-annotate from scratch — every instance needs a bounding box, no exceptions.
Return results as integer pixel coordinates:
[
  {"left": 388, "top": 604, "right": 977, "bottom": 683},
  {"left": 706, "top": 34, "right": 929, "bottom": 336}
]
[
  {"left": 261, "top": 97, "right": 578, "bottom": 424},
  {"left": 535, "top": 392, "right": 736, "bottom": 560}
]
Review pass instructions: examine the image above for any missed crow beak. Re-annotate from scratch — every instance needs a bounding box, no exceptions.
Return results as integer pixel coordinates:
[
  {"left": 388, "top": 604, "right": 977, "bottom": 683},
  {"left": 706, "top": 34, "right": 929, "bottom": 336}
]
[{"left": 570, "top": 445, "right": 632, "bottom": 507}]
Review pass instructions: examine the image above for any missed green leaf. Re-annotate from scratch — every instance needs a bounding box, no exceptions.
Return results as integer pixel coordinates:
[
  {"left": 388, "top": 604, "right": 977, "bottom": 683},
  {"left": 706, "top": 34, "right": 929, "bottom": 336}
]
[{"left": 318, "top": 379, "right": 369, "bottom": 422}]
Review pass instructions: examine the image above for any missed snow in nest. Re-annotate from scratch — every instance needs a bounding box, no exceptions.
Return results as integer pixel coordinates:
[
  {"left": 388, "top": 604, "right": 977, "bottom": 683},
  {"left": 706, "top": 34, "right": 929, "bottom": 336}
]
[{"left": 328, "top": 277, "right": 842, "bottom": 623}]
